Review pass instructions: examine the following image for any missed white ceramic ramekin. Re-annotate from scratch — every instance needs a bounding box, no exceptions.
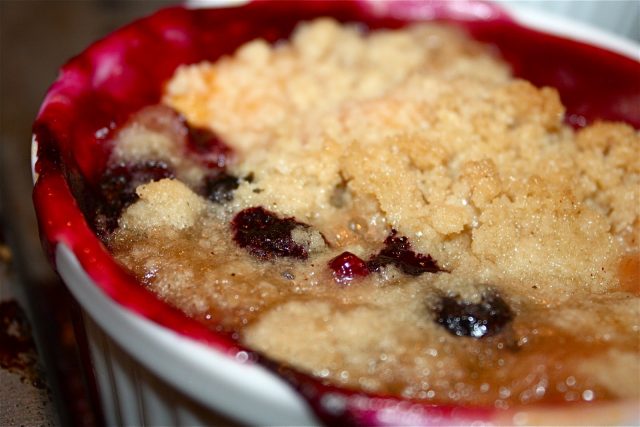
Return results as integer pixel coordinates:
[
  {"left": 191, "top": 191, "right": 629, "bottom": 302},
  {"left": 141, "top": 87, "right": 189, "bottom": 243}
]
[
  {"left": 500, "top": 0, "right": 640, "bottom": 42},
  {"left": 32, "top": 2, "right": 639, "bottom": 426}
]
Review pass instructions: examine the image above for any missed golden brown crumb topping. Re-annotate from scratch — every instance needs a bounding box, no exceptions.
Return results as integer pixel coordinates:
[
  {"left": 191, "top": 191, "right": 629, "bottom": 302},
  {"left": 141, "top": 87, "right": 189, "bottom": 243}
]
[{"left": 105, "top": 20, "right": 639, "bottom": 407}]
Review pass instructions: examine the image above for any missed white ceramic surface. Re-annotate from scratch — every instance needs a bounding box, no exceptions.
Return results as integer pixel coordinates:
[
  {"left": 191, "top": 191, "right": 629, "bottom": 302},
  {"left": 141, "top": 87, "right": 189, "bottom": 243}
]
[
  {"left": 500, "top": 0, "right": 640, "bottom": 42},
  {"left": 500, "top": 1, "right": 640, "bottom": 59}
]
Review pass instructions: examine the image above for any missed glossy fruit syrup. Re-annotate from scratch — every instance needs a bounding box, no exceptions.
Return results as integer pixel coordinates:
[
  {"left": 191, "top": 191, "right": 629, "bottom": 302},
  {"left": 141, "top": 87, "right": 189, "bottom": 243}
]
[{"left": 32, "top": 1, "right": 639, "bottom": 426}]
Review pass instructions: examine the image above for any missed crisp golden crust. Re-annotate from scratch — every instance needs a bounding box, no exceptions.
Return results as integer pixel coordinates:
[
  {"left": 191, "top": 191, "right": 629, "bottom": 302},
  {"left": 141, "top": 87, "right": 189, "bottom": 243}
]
[{"left": 108, "top": 20, "right": 640, "bottom": 407}]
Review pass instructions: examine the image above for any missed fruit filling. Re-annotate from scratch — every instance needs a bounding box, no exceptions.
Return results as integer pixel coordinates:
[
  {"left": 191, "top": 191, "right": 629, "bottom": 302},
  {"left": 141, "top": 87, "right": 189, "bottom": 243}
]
[
  {"left": 232, "top": 207, "right": 323, "bottom": 260},
  {"left": 100, "top": 20, "right": 639, "bottom": 407},
  {"left": 367, "top": 230, "right": 444, "bottom": 276}
]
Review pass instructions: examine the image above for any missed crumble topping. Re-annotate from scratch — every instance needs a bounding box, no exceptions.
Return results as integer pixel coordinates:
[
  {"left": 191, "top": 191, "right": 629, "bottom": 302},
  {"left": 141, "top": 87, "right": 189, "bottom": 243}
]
[
  {"left": 100, "top": 19, "right": 639, "bottom": 407},
  {"left": 119, "top": 179, "right": 206, "bottom": 231}
]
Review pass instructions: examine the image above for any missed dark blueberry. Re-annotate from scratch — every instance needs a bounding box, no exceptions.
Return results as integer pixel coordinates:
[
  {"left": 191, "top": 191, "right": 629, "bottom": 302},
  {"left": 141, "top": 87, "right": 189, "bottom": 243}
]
[
  {"left": 232, "top": 207, "right": 310, "bottom": 260},
  {"left": 95, "top": 160, "right": 174, "bottom": 233},
  {"left": 434, "top": 292, "right": 513, "bottom": 338},
  {"left": 204, "top": 172, "right": 240, "bottom": 203},
  {"left": 328, "top": 251, "right": 369, "bottom": 284},
  {"left": 186, "top": 124, "right": 231, "bottom": 169},
  {"left": 367, "top": 230, "right": 444, "bottom": 276}
]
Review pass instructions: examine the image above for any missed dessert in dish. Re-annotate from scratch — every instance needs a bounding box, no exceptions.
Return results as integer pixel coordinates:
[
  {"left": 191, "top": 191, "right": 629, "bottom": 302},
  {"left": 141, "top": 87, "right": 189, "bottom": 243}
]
[{"left": 81, "top": 19, "right": 640, "bottom": 408}]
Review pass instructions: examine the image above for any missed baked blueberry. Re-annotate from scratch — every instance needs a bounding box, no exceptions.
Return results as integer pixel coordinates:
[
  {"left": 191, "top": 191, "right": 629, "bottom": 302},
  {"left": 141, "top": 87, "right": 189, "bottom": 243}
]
[
  {"left": 203, "top": 172, "right": 240, "bottom": 203},
  {"left": 328, "top": 251, "right": 369, "bottom": 284},
  {"left": 368, "top": 230, "right": 444, "bottom": 276},
  {"left": 434, "top": 292, "right": 513, "bottom": 338},
  {"left": 187, "top": 124, "right": 231, "bottom": 169},
  {"left": 232, "top": 207, "right": 311, "bottom": 260}
]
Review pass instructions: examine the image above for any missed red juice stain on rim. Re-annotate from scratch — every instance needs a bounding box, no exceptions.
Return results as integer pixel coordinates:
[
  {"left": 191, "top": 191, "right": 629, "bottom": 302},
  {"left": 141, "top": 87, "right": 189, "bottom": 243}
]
[{"left": 32, "top": 1, "right": 640, "bottom": 425}]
